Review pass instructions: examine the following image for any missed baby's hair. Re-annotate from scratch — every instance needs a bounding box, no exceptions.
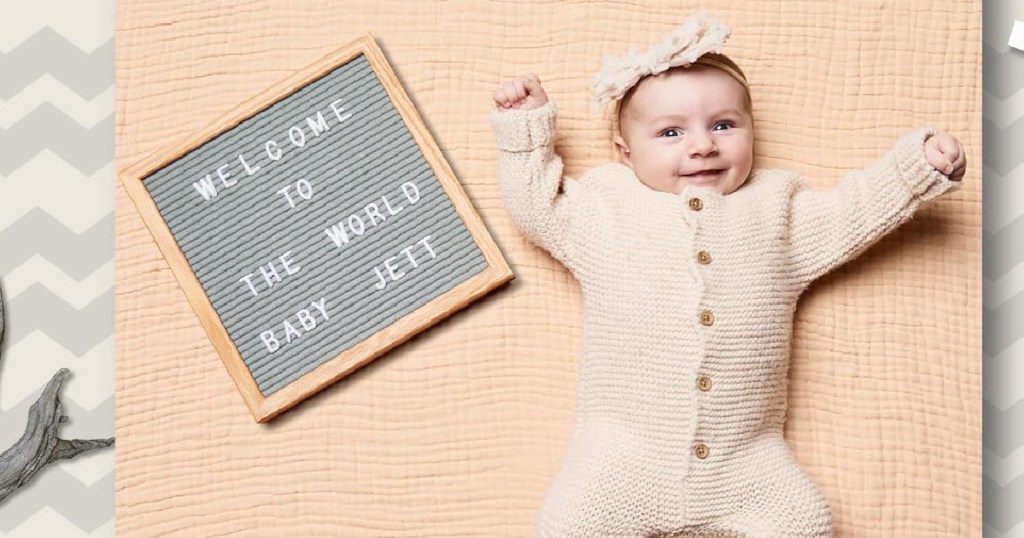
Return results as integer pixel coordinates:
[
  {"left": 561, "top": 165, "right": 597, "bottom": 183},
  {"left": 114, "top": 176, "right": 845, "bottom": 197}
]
[{"left": 614, "top": 53, "right": 752, "bottom": 136}]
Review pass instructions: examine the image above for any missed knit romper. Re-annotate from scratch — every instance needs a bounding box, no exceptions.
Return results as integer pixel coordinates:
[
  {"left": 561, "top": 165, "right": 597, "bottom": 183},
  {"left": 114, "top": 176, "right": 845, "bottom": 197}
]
[{"left": 492, "top": 102, "right": 958, "bottom": 538}]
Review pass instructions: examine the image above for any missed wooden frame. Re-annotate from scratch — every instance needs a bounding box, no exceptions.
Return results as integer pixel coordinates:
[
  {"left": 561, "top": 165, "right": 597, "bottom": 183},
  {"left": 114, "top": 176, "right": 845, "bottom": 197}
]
[{"left": 119, "top": 34, "right": 513, "bottom": 423}]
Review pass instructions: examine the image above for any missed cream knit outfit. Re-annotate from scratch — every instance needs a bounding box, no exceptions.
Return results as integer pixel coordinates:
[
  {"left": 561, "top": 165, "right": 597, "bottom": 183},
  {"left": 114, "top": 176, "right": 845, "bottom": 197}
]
[{"left": 492, "top": 102, "right": 959, "bottom": 538}]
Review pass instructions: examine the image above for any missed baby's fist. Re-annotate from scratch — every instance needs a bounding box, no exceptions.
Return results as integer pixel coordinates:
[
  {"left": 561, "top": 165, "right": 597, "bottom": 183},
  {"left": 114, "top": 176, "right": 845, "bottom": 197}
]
[
  {"left": 924, "top": 133, "right": 966, "bottom": 182},
  {"left": 493, "top": 73, "right": 549, "bottom": 111}
]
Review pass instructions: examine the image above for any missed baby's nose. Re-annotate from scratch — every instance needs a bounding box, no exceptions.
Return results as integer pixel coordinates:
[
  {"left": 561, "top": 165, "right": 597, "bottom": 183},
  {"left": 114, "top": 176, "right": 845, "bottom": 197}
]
[{"left": 687, "top": 132, "right": 717, "bottom": 157}]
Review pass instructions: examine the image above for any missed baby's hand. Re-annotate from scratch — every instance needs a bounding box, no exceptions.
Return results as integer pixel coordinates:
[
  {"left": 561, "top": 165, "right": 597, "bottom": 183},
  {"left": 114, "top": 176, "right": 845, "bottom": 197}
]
[
  {"left": 493, "top": 73, "right": 549, "bottom": 111},
  {"left": 924, "top": 133, "right": 966, "bottom": 182}
]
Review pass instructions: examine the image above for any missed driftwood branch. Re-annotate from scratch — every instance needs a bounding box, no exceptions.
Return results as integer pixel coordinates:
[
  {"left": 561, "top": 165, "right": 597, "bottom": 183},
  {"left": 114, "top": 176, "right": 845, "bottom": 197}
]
[{"left": 0, "top": 284, "right": 114, "bottom": 503}]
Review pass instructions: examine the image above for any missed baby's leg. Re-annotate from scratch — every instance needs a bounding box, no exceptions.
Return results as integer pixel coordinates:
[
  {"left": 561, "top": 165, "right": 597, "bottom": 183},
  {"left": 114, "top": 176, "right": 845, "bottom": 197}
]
[
  {"left": 684, "top": 436, "right": 832, "bottom": 538},
  {"left": 537, "top": 418, "right": 682, "bottom": 537}
]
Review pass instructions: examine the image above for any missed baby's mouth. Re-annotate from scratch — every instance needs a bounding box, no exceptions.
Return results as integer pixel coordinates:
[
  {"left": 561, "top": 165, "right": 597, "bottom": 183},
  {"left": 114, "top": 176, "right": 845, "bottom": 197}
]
[{"left": 683, "top": 169, "right": 724, "bottom": 181}]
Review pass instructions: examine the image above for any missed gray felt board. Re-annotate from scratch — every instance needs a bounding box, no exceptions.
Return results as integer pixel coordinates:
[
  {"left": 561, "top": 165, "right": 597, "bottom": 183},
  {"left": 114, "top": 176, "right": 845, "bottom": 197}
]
[{"left": 144, "top": 53, "right": 488, "bottom": 396}]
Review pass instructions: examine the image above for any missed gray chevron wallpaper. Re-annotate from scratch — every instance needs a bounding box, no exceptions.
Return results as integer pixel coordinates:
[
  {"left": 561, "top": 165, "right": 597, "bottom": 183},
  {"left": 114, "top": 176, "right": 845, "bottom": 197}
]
[
  {"left": 0, "top": 0, "right": 1017, "bottom": 536},
  {"left": 0, "top": 0, "right": 115, "bottom": 536},
  {"left": 986, "top": 2, "right": 1024, "bottom": 537}
]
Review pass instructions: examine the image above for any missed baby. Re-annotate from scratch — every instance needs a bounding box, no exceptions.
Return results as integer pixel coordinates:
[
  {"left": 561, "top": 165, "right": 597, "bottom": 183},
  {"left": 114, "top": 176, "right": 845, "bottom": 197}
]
[{"left": 490, "top": 13, "right": 965, "bottom": 538}]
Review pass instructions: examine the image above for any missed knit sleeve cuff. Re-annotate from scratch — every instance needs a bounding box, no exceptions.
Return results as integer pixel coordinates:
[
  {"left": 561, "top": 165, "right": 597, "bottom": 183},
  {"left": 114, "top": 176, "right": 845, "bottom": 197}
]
[
  {"left": 490, "top": 101, "right": 558, "bottom": 153},
  {"left": 892, "top": 127, "right": 962, "bottom": 202}
]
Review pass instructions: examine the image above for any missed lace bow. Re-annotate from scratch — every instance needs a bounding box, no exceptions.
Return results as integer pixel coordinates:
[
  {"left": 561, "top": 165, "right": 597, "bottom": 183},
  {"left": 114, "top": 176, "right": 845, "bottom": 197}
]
[{"left": 590, "top": 12, "right": 733, "bottom": 113}]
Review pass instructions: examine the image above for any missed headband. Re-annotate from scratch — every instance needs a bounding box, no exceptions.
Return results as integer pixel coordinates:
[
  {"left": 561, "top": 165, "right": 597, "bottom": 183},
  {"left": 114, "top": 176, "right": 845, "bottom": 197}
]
[{"left": 590, "top": 12, "right": 749, "bottom": 114}]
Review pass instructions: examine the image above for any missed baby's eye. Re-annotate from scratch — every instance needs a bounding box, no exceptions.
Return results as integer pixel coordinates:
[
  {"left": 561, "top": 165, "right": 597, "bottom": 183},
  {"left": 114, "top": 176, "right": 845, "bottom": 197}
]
[
  {"left": 712, "top": 121, "right": 734, "bottom": 132},
  {"left": 661, "top": 128, "right": 681, "bottom": 137}
]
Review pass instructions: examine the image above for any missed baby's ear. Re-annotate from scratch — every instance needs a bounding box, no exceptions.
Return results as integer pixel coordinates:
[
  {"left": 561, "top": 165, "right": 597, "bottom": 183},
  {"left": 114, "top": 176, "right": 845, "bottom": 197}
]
[{"left": 613, "top": 135, "right": 632, "bottom": 166}]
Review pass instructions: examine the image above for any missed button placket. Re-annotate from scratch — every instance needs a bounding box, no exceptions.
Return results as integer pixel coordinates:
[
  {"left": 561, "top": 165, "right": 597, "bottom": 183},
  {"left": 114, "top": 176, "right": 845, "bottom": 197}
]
[
  {"left": 695, "top": 306, "right": 714, "bottom": 459},
  {"left": 686, "top": 191, "right": 714, "bottom": 465}
]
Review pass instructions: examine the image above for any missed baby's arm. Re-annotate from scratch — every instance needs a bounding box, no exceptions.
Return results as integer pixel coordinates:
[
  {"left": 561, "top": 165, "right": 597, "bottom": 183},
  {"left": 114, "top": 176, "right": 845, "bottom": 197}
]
[
  {"left": 785, "top": 129, "right": 965, "bottom": 285},
  {"left": 491, "top": 74, "right": 587, "bottom": 268}
]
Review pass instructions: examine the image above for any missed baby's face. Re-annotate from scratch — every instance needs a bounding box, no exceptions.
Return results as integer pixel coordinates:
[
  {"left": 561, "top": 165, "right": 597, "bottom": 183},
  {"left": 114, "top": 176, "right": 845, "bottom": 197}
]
[{"left": 616, "top": 66, "right": 754, "bottom": 195}]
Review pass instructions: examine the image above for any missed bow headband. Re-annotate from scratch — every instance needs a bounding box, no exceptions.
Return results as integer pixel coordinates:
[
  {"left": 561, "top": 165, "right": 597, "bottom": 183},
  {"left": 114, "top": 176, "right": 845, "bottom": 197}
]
[{"left": 590, "top": 12, "right": 749, "bottom": 114}]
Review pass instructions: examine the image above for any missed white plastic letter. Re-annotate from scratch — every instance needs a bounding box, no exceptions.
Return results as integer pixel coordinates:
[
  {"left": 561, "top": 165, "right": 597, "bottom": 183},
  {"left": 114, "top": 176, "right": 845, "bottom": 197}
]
[{"left": 260, "top": 331, "right": 280, "bottom": 353}]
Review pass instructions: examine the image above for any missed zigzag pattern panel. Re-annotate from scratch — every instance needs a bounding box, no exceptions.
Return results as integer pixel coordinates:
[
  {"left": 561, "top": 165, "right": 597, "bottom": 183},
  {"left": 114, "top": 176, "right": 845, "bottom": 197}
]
[
  {"left": 0, "top": 0, "right": 114, "bottom": 535},
  {"left": 983, "top": 0, "right": 1024, "bottom": 536}
]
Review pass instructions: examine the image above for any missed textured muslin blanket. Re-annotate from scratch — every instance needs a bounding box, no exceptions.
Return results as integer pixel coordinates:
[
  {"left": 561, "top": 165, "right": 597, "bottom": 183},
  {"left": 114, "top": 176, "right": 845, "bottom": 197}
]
[{"left": 116, "top": 1, "right": 980, "bottom": 536}]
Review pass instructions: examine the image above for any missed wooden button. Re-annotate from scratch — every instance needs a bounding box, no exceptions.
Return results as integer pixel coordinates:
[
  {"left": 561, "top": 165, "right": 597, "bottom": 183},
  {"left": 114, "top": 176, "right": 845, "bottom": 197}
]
[
  {"left": 688, "top": 197, "right": 703, "bottom": 211},
  {"left": 699, "top": 310, "right": 714, "bottom": 326},
  {"left": 697, "top": 251, "right": 712, "bottom": 264},
  {"left": 694, "top": 443, "right": 710, "bottom": 459},
  {"left": 697, "top": 376, "right": 712, "bottom": 391}
]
